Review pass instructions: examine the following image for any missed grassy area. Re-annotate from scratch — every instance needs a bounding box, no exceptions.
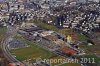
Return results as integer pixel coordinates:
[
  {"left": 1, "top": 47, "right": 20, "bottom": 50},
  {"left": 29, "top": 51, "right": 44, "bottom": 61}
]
[
  {"left": 76, "top": 32, "right": 88, "bottom": 42},
  {"left": 0, "top": 27, "right": 7, "bottom": 48},
  {"left": 31, "top": 20, "right": 59, "bottom": 32},
  {"left": 0, "top": 27, "right": 7, "bottom": 39},
  {"left": 0, "top": 27, "right": 7, "bottom": 34}
]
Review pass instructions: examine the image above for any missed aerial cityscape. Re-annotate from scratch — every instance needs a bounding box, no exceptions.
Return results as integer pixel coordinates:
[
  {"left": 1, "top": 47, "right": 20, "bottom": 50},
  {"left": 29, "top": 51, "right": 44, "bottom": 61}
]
[{"left": 0, "top": 0, "right": 100, "bottom": 66}]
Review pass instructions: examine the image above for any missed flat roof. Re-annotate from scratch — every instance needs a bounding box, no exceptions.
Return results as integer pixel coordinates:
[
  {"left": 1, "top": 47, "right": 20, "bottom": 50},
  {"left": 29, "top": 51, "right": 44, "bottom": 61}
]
[{"left": 62, "top": 47, "right": 77, "bottom": 55}]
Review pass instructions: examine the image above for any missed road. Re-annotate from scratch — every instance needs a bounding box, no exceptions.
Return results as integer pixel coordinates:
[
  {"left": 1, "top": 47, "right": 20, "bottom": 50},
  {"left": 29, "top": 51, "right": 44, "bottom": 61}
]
[{"left": 1, "top": 25, "right": 22, "bottom": 64}]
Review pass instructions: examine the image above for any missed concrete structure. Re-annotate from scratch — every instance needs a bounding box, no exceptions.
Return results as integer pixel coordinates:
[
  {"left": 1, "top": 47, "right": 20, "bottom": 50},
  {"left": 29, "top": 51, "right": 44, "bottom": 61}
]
[{"left": 40, "top": 31, "right": 54, "bottom": 37}]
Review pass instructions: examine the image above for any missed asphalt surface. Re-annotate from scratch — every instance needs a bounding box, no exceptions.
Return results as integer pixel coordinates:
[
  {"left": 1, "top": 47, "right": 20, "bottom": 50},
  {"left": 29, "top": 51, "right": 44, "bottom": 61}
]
[{"left": 1, "top": 25, "right": 21, "bottom": 63}]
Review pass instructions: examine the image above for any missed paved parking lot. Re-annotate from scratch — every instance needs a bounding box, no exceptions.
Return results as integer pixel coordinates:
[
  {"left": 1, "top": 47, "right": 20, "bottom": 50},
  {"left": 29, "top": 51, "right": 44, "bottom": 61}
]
[{"left": 8, "top": 39, "right": 28, "bottom": 49}]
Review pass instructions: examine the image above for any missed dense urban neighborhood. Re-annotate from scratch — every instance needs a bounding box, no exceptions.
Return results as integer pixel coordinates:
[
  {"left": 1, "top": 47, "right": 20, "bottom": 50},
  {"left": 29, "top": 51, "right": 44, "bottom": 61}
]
[{"left": 0, "top": 0, "right": 100, "bottom": 66}]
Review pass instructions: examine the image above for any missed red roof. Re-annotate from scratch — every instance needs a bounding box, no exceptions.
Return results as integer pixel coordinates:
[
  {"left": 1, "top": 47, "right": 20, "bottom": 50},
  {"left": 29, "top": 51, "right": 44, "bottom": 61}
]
[
  {"left": 62, "top": 47, "right": 77, "bottom": 55},
  {"left": 9, "top": 63, "right": 14, "bottom": 66}
]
